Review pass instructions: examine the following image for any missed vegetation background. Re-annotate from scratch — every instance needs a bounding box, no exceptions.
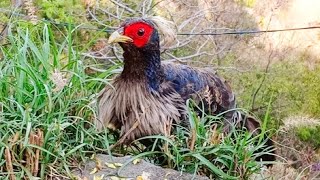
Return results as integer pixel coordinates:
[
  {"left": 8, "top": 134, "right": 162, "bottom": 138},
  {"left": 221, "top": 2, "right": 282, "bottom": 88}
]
[{"left": 0, "top": 0, "right": 320, "bottom": 179}]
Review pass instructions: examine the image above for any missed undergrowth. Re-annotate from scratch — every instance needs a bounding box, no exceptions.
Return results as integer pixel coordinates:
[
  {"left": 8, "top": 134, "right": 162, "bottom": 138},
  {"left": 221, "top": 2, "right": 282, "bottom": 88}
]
[
  {"left": 0, "top": 22, "right": 115, "bottom": 178},
  {"left": 0, "top": 21, "right": 274, "bottom": 179},
  {"left": 296, "top": 126, "right": 320, "bottom": 148},
  {"left": 119, "top": 100, "right": 274, "bottom": 179},
  {"left": 227, "top": 61, "right": 320, "bottom": 130}
]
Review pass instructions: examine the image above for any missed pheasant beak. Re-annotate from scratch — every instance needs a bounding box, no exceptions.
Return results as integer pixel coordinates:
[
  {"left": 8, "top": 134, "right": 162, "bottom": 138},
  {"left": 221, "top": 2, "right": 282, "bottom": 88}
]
[{"left": 108, "top": 27, "right": 133, "bottom": 44}]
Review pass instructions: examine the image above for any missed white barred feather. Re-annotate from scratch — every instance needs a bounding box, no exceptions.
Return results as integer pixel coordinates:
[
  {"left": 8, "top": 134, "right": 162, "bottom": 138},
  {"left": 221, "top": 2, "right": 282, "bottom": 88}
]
[{"left": 148, "top": 16, "right": 177, "bottom": 48}]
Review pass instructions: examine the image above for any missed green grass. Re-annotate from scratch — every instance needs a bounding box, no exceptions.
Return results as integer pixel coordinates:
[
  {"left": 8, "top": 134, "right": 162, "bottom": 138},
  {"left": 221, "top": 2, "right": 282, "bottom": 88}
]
[
  {"left": 0, "top": 21, "right": 274, "bottom": 179},
  {"left": 221, "top": 58, "right": 320, "bottom": 132},
  {"left": 0, "top": 22, "right": 116, "bottom": 178},
  {"left": 127, "top": 100, "right": 275, "bottom": 179},
  {"left": 296, "top": 126, "right": 320, "bottom": 148}
]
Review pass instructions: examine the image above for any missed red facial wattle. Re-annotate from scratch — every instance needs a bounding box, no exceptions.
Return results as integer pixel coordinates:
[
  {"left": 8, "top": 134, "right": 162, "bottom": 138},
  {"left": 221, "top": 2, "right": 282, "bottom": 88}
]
[{"left": 124, "top": 22, "right": 153, "bottom": 48}]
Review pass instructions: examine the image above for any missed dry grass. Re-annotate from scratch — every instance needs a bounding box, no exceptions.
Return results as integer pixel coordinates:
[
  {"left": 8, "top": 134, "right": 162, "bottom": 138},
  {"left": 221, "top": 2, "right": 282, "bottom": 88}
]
[
  {"left": 5, "top": 147, "right": 15, "bottom": 180},
  {"left": 4, "top": 129, "right": 44, "bottom": 179},
  {"left": 282, "top": 116, "right": 320, "bottom": 129},
  {"left": 267, "top": 116, "right": 320, "bottom": 179},
  {"left": 26, "top": 129, "right": 44, "bottom": 177}
]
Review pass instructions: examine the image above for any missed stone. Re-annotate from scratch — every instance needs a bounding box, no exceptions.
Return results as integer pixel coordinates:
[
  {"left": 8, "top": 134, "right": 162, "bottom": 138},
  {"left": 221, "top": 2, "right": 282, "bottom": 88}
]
[{"left": 72, "top": 154, "right": 209, "bottom": 180}]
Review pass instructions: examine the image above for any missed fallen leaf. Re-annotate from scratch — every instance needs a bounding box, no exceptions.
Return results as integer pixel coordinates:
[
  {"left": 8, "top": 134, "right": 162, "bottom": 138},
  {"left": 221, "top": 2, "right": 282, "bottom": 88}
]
[
  {"left": 105, "top": 162, "right": 117, "bottom": 169},
  {"left": 132, "top": 158, "right": 141, "bottom": 165},
  {"left": 136, "top": 176, "right": 143, "bottom": 180},
  {"left": 90, "top": 167, "right": 98, "bottom": 174},
  {"left": 110, "top": 176, "right": 130, "bottom": 180},
  {"left": 94, "top": 174, "right": 104, "bottom": 180},
  {"left": 114, "top": 162, "right": 123, "bottom": 167},
  {"left": 90, "top": 154, "right": 95, "bottom": 160},
  {"left": 95, "top": 158, "right": 103, "bottom": 170},
  {"left": 110, "top": 176, "right": 121, "bottom": 180}
]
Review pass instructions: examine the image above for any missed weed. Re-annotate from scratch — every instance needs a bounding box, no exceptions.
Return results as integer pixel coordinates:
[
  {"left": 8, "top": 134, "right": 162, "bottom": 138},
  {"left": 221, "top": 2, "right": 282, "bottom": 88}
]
[
  {"left": 124, "top": 100, "right": 275, "bottom": 179},
  {"left": 0, "top": 21, "right": 116, "bottom": 178}
]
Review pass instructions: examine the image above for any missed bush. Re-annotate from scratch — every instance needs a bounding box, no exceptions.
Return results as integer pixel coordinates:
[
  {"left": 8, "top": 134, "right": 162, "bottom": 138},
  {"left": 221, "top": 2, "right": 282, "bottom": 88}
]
[
  {"left": 296, "top": 126, "right": 320, "bottom": 148},
  {"left": 228, "top": 61, "right": 320, "bottom": 129}
]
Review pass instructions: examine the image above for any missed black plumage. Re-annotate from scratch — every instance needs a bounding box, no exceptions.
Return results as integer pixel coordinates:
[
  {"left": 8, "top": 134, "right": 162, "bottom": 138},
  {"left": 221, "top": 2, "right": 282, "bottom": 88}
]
[{"left": 97, "top": 17, "right": 275, "bottom": 163}]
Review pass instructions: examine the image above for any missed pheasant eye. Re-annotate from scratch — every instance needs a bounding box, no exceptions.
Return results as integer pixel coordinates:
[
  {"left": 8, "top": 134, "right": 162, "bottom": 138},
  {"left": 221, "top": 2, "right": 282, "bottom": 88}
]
[{"left": 137, "top": 28, "right": 145, "bottom": 36}]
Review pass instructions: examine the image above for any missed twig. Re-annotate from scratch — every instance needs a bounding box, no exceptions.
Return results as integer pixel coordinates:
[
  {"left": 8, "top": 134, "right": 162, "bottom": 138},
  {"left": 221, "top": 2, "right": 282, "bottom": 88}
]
[
  {"left": 251, "top": 49, "right": 273, "bottom": 110},
  {"left": 164, "top": 51, "right": 207, "bottom": 62},
  {"left": 110, "top": 0, "right": 136, "bottom": 14}
]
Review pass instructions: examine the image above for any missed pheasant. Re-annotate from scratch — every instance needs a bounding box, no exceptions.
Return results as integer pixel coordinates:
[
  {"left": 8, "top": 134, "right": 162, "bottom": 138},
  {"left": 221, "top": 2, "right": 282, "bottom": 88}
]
[{"left": 97, "top": 17, "right": 275, "bottom": 162}]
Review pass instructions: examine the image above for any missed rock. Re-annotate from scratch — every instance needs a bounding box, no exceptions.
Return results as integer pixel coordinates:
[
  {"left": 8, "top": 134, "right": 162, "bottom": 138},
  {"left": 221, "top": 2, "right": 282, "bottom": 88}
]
[{"left": 72, "top": 154, "right": 209, "bottom": 180}]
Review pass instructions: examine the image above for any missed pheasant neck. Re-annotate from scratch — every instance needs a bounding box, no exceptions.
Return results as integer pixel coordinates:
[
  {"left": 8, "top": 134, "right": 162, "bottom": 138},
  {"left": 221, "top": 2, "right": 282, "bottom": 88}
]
[{"left": 121, "top": 48, "right": 163, "bottom": 91}]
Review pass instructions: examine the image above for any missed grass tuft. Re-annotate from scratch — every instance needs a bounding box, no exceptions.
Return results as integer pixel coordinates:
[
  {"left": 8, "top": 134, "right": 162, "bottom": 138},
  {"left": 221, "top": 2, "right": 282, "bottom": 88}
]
[
  {"left": 128, "top": 100, "right": 275, "bottom": 179},
  {"left": 0, "top": 21, "right": 116, "bottom": 178}
]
